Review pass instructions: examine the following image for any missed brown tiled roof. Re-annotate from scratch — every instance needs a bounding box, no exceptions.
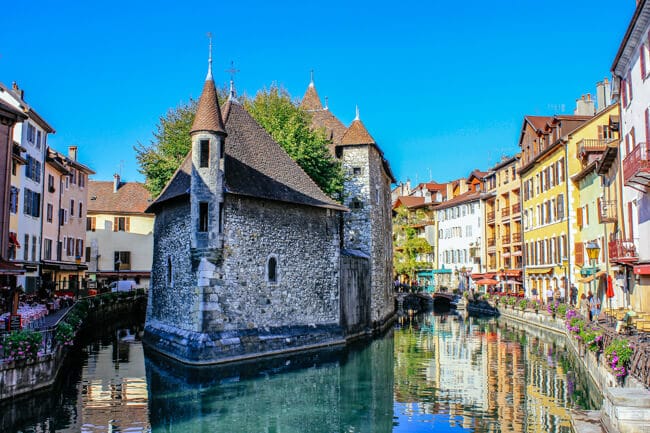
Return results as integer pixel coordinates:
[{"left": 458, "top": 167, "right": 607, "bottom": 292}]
[
  {"left": 392, "top": 196, "right": 425, "bottom": 209},
  {"left": 435, "top": 190, "right": 481, "bottom": 210},
  {"left": 525, "top": 116, "right": 554, "bottom": 132},
  {"left": 300, "top": 84, "right": 323, "bottom": 111},
  {"left": 88, "top": 181, "right": 154, "bottom": 214},
  {"left": 190, "top": 78, "right": 226, "bottom": 135},
  {"left": 148, "top": 100, "right": 347, "bottom": 212},
  {"left": 341, "top": 119, "right": 375, "bottom": 145},
  {"left": 310, "top": 109, "right": 347, "bottom": 152},
  {"left": 468, "top": 170, "right": 489, "bottom": 181}
]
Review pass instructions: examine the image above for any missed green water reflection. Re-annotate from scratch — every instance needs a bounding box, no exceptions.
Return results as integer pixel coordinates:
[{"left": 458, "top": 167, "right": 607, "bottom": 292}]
[{"left": 2, "top": 311, "right": 600, "bottom": 432}]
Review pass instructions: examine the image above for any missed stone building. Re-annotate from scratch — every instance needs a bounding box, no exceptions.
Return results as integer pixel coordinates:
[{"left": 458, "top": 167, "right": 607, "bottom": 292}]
[
  {"left": 301, "top": 76, "right": 396, "bottom": 326},
  {"left": 143, "top": 63, "right": 388, "bottom": 364}
]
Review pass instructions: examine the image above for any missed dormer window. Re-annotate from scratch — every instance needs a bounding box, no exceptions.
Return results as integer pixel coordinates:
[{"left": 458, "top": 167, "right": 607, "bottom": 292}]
[{"left": 200, "top": 139, "right": 210, "bottom": 168}]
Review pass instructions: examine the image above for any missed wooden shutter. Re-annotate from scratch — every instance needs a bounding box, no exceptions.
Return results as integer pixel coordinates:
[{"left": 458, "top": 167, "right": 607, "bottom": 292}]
[
  {"left": 575, "top": 242, "right": 584, "bottom": 266},
  {"left": 597, "top": 125, "right": 604, "bottom": 140},
  {"left": 577, "top": 207, "right": 583, "bottom": 228},
  {"left": 113, "top": 217, "right": 118, "bottom": 232},
  {"left": 125, "top": 217, "right": 130, "bottom": 232},
  {"left": 642, "top": 45, "right": 647, "bottom": 79},
  {"left": 585, "top": 204, "right": 589, "bottom": 225},
  {"left": 597, "top": 197, "right": 602, "bottom": 223},
  {"left": 628, "top": 74, "right": 633, "bottom": 101},
  {"left": 628, "top": 201, "right": 634, "bottom": 239}
]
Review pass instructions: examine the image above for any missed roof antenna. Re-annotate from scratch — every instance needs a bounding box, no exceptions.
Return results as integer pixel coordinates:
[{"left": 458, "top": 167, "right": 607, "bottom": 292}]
[
  {"left": 309, "top": 69, "right": 314, "bottom": 88},
  {"left": 206, "top": 32, "right": 213, "bottom": 80},
  {"left": 354, "top": 105, "right": 360, "bottom": 121}
]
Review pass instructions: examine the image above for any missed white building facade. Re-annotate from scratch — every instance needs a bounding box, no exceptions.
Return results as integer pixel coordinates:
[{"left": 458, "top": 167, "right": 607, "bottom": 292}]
[
  {"left": 436, "top": 192, "right": 483, "bottom": 290},
  {"left": 612, "top": 0, "right": 650, "bottom": 312}
]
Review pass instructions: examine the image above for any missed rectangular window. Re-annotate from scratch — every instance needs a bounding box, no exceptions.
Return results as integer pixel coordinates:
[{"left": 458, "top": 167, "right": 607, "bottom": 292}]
[
  {"left": 36, "top": 130, "right": 41, "bottom": 149},
  {"left": 75, "top": 239, "right": 83, "bottom": 258},
  {"left": 353, "top": 167, "right": 362, "bottom": 175},
  {"left": 31, "top": 235, "right": 37, "bottom": 261},
  {"left": 23, "top": 235, "right": 29, "bottom": 261},
  {"left": 48, "top": 174, "right": 55, "bottom": 192},
  {"left": 200, "top": 139, "right": 210, "bottom": 168},
  {"left": 79, "top": 172, "right": 85, "bottom": 188},
  {"left": 70, "top": 199, "right": 75, "bottom": 216},
  {"left": 22, "top": 188, "right": 41, "bottom": 218},
  {"left": 9, "top": 187, "right": 18, "bottom": 213},
  {"left": 85, "top": 246, "right": 91, "bottom": 262},
  {"left": 44, "top": 239, "right": 52, "bottom": 260},
  {"left": 87, "top": 216, "right": 96, "bottom": 232},
  {"left": 70, "top": 168, "right": 77, "bottom": 185},
  {"left": 199, "top": 202, "right": 209, "bottom": 232},
  {"left": 113, "top": 216, "right": 130, "bottom": 232},
  {"left": 78, "top": 202, "right": 83, "bottom": 218},
  {"left": 46, "top": 203, "right": 53, "bottom": 223},
  {"left": 114, "top": 251, "right": 131, "bottom": 270}
]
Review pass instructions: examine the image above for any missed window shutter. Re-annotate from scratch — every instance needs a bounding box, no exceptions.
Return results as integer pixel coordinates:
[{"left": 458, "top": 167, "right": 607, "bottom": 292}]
[
  {"left": 125, "top": 217, "right": 130, "bottom": 232},
  {"left": 92, "top": 217, "right": 96, "bottom": 231},
  {"left": 642, "top": 45, "right": 647, "bottom": 79},
  {"left": 622, "top": 78, "right": 628, "bottom": 107},
  {"left": 597, "top": 197, "right": 603, "bottom": 223},
  {"left": 646, "top": 108, "right": 650, "bottom": 144},
  {"left": 113, "top": 217, "right": 118, "bottom": 232},
  {"left": 577, "top": 207, "right": 583, "bottom": 228},
  {"left": 597, "top": 125, "right": 604, "bottom": 140},
  {"left": 628, "top": 74, "right": 634, "bottom": 101}
]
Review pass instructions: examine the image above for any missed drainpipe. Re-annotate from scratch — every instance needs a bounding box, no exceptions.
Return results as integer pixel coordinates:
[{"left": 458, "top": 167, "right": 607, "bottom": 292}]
[{"left": 564, "top": 138, "right": 573, "bottom": 297}]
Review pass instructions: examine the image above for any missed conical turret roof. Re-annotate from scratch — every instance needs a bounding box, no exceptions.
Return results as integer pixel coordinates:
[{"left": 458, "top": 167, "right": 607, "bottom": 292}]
[
  {"left": 341, "top": 118, "right": 375, "bottom": 145},
  {"left": 301, "top": 83, "right": 323, "bottom": 111},
  {"left": 191, "top": 76, "right": 226, "bottom": 135}
]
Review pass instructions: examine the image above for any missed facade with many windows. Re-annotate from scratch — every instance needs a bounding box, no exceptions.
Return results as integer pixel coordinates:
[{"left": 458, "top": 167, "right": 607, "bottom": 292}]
[{"left": 86, "top": 176, "right": 154, "bottom": 289}]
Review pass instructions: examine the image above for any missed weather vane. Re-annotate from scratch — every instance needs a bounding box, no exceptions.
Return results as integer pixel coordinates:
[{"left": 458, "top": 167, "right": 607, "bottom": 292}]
[{"left": 225, "top": 60, "right": 240, "bottom": 81}]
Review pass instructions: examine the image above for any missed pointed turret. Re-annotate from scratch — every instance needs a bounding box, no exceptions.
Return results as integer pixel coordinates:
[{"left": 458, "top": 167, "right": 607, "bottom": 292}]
[
  {"left": 341, "top": 107, "right": 375, "bottom": 145},
  {"left": 300, "top": 70, "right": 323, "bottom": 111},
  {"left": 191, "top": 37, "right": 226, "bottom": 135}
]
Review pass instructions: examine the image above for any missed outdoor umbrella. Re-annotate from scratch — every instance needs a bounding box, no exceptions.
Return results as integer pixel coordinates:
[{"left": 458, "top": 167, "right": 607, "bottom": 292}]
[{"left": 606, "top": 274, "right": 615, "bottom": 322}]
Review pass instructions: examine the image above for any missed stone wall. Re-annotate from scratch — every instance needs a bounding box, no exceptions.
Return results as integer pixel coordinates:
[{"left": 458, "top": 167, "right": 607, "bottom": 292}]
[
  {"left": 147, "top": 200, "right": 200, "bottom": 332},
  {"left": 340, "top": 145, "right": 394, "bottom": 327}
]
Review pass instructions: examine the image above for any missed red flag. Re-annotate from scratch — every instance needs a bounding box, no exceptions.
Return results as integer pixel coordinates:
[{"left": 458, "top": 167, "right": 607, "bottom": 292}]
[{"left": 606, "top": 275, "right": 615, "bottom": 299}]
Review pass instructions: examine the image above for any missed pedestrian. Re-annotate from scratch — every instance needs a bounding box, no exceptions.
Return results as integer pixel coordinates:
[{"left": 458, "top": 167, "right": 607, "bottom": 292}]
[
  {"left": 553, "top": 287, "right": 561, "bottom": 304},
  {"left": 579, "top": 293, "right": 589, "bottom": 319},
  {"left": 589, "top": 290, "right": 601, "bottom": 322},
  {"left": 570, "top": 284, "right": 578, "bottom": 306},
  {"left": 531, "top": 287, "right": 538, "bottom": 301},
  {"left": 546, "top": 287, "right": 554, "bottom": 305}
]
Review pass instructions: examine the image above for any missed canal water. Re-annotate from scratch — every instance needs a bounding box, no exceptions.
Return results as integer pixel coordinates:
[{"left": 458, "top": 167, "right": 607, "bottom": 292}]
[{"left": 2, "top": 311, "right": 600, "bottom": 433}]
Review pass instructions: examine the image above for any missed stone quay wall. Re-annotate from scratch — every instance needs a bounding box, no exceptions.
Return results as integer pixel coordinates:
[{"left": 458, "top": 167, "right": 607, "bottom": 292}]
[{"left": 497, "top": 305, "right": 650, "bottom": 433}]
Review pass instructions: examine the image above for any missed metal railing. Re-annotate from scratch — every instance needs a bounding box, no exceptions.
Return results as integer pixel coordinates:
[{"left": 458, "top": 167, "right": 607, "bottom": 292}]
[
  {"left": 623, "top": 142, "right": 650, "bottom": 187},
  {"left": 608, "top": 239, "right": 638, "bottom": 262}
]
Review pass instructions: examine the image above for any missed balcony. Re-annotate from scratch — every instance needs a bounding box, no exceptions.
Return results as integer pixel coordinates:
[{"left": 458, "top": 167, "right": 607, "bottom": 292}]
[
  {"left": 511, "top": 232, "right": 521, "bottom": 243},
  {"left": 502, "top": 235, "right": 511, "bottom": 245},
  {"left": 608, "top": 239, "right": 638, "bottom": 262},
  {"left": 623, "top": 142, "right": 650, "bottom": 188},
  {"left": 598, "top": 200, "right": 617, "bottom": 223},
  {"left": 577, "top": 138, "right": 612, "bottom": 158},
  {"left": 487, "top": 211, "right": 495, "bottom": 223},
  {"left": 487, "top": 237, "right": 496, "bottom": 248},
  {"left": 511, "top": 203, "right": 521, "bottom": 214},
  {"left": 501, "top": 207, "right": 510, "bottom": 218}
]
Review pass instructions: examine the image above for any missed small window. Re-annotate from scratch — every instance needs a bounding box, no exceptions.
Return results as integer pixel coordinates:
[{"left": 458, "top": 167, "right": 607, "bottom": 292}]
[
  {"left": 352, "top": 167, "right": 362, "bottom": 175},
  {"left": 350, "top": 198, "right": 364, "bottom": 209},
  {"left": 70, "top": 199, "right": 75, "bottom": 216},
  {"left": 267, "top": 256, "right": 277, "bottom": 283},
  {"left": 200, "top": 139, "right": 210, "bottom": 168},
  {"left": 199, "top": 202, "right": 209, "bottom": 232},
  {"left": 87, "top": 216, "right": 96, "bottom": 232},
  {"left": 167, "top": 256, "right": 173, "bottom": 286},
  {"left": 79, "top": 202, "right": 83, "bottom": 218}
]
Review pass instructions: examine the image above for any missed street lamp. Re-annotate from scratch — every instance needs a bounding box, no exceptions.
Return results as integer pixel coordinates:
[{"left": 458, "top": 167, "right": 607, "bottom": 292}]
[{"left": 585, "top": 241, "right": 601, "bottom": 304}]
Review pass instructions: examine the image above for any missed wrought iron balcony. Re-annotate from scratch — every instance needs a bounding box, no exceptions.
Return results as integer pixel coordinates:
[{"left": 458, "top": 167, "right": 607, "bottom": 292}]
[
  {"left": 487, "top": 211, "right": 495, "bottom": 222},
  {"left": 511, "top": 232, "right": 521, "bottom": 243},
  {"left": 502, "top": 235, "right": 511, "bottom": 245},
  {"left": 598, "top": 200, "right": 617, "bottom": 223},
  {"left": 502, "top": 207, "right": 510, "bottom": 218},
  {"left": 623, "top": 142, "right": 650, "bottom": 188},
  {"left": 487, "top": 237, "right": 496, "bottom": 247},
  {"left": 608, "top": 239, "right": 638, "bottom": 262}
]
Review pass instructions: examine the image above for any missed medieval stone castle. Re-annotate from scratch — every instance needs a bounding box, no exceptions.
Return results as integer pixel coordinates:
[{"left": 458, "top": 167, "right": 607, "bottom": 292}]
[{"left": 143, "top": 60, "right": 395, "bottom": 364}]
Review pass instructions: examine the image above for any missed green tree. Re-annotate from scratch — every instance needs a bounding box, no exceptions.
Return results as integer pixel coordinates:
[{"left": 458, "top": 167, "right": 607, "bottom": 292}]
[
  {"left": 135, "top": 99, "right": 197, "bottom": 197},
  {"left": 135, "top": 85, "right": 344, "bottom": 199},
  {"left": 244, "top": 85, "right": 344, "bottom": 198},
  {"left": 393, "top": 206, "right": 433, "bottom": 282}
]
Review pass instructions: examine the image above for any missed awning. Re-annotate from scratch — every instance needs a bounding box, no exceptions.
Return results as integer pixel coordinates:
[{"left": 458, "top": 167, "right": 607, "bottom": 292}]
[
  {"left": 0, "top": 259, "right": 24, "bottom": 275},
  {"left": 634, "top": 264, "right": 650, "bottom": 276},
  {"left": 527, "top": 268, "right": 553, "bottom": 275},
  {"left": 427, "top": 268, "right": 452, "bottom": 274},
  {"left": 41, "top": 261, "right": 88, "bottom": 271}
]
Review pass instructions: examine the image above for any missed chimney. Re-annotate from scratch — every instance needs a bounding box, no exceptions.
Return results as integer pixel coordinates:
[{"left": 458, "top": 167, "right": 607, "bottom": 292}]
[
  {"left": 113, "top": 173, "right": 120, "bottom": 193},
  {"left": 11, "top": 82, "right": 24, "bottom": 100},
  {"left": 574, "top": 94, "right": 595, "bottom": 116},
  {"left": 68, "top": 146, "right": 78, "bottom": 161}
]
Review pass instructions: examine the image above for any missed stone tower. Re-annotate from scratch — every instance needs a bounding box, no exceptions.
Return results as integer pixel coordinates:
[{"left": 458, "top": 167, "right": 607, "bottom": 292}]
[{"left": 189, "top": 59, "right": 226, "bottom": 256}]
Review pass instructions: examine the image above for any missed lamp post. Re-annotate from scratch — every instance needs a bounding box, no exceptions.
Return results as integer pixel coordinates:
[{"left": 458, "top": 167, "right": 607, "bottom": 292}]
[
  {"left": 561, "top": 257, "right": 568, "bottom": 302},
  {"left": 585, "top": 241, "right": 601, "bottom": 308}
]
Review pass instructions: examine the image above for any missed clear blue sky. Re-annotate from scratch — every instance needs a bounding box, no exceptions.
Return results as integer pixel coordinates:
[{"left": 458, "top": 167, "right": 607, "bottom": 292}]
[{"left": 1, "top": 0, "right": 636, "bottom": 185}]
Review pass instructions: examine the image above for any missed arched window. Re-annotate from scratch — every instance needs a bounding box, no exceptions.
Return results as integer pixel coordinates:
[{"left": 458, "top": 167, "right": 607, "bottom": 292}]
[{"left": 267, "top": 256, "right": 277, "bottom": 283}]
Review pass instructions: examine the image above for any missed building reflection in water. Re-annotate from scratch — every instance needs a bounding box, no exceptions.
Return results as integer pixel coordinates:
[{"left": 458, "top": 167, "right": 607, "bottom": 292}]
[
  {"left": 393, "top": 312, "right": 600, "bottom": 433},
  {"left": 144, "top": 334, "right": 395, "bottom": 433}
]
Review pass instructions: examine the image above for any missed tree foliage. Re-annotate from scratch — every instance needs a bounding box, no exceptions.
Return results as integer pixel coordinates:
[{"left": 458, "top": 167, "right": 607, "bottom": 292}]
[
  {"left": 135, "top": 84, "right": 344, "bottom": 200},
  {"left": 392, "top": 206, "right": 433, "bottom": 281},
  {"left": 244, "top": 85, "right": 344, "bottom": 198},
  {"left": 135, "top": 99, "right": 197, "bottom": 198}
]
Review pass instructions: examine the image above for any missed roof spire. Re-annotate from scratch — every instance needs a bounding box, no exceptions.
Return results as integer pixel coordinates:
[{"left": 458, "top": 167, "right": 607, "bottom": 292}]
[
  {"left": 206, "top": 32, "right": 213, "bottom": 81},
  {"left": 355, "top": 105, "right": 360, "bottom": 121},
  {"left": 324, "top": 96, "right": 329, "bottom": 111},
  {"left": 309, "top": 69, "right": 314, "bottom": 88},
  {"left": 225, "top": 61, "right": 240, "bottom": 102}
]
